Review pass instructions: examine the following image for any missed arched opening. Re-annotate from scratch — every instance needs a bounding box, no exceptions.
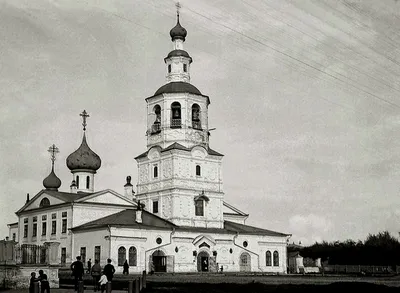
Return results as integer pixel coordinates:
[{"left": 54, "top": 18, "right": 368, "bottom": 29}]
[
  {"left": 76, "top": 176, "right": 80, "bottom": 189},
  {"left": 168, "top": 64, "right": 171, "bottom": 73},
  {"left": 118, "top": 246, "right": 126, "bottom": 266},
  {"left": 239, "top": 252, "right": 251, "bottom": 272},
  {"left": 39, "top": 198, "right": 50, "bottom": 207},
  {"left": 152, "top": 105, "right": 161, "bottom": 134},
  {"left": 273, "top": 250, "right": 279, "bottom": 266},
  {"left": 129, "top": 246, "right": 137, "bottom": 267},
  {"left": 151, "top": 250, "right": 166, "bottom": 272},
  {"left": 191, "top": 104, "right": 201, "bottom": 129},
  {"left": 153, "top": 165, "right": 158, "bottom": 178},
  {"left": 197, "top": 251, "right": 210, "bottom": 272},
  {"left": 86, "top": 176, "right": 90, "bottom": 189},
  {"left": 196, "top": 165, "right": 201, "bottom": 176},
  {"left": 171, "top": 102, "right": 181, "bottom": 128},
  {"left": 183, "top": 63, "right": 187, "bottom": 72},
  {"left": 266, "top": 250, "right": 272, "bottom": 266}
]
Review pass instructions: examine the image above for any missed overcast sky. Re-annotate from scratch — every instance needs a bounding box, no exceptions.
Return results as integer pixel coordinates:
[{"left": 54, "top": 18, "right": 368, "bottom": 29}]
[{"left": 2, "top": 0, "right": 400, "bottom": 245}]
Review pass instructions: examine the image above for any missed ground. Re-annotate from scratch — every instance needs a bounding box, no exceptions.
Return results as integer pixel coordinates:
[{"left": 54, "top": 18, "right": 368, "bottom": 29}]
[{"left": 3, "top": 274, "right": 400, "bottom": 292}]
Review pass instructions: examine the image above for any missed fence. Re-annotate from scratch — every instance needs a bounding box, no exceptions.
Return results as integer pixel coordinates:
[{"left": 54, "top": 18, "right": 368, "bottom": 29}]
[
  {"left": 16, "top": 244, "right": 48, "bottom": 265},
  {"left": 323, "top": 264, "right": 394, "bottom": 274}
]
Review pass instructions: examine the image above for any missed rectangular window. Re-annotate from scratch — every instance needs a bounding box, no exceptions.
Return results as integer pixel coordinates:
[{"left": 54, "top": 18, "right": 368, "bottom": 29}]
[
  {"left": 195, "top": 200, "right": 204, "bottom": 216},
  {"left": 33, "top": 216, "right": 37, "bottom": 222},
  {"left": 42, "top": 222, "right": 47, "bottom": 236},
  {"left": 23, "top": 225, "right": 28, "bottom": 238},
  {"left": 42, "top": 215, "right": 47, "bottom": 221},
  {"left": 62, "top": 211, "right": 67, "bottom": 218},
  {"left": 12, "top": 233, "right": 16, "bottom": 241},
  {"left": 51, "top": 220, "right": 56, "bottom": 235},
  {"left": 61, "top": 247, "right": 66, "bottom": 265},
  {"left": 62, "top": 219, "right": 67, "bottom": 234},
  {"left": 183, "top": 64, "right": 187, "bottom": 72},
  {"left": 168, "top": 64, "right": 171, "bottom": 73},
  {"left": 24, "top": 218, "right": 28, "bottom": 223},
  {"left": 80, "top": 247, "right": 86, "bottom": 264},
  {"left": 153, "top": 201, "right": 159, "bottom": 213},
  {"left": 32, "top": 223, "right": 37, "bottom": 237},
  {"left": 94, "top": 246, "right": 101, "bottom": 263},
  {"left": 52, "top": 213, "right": 57, "bottom": 219}
]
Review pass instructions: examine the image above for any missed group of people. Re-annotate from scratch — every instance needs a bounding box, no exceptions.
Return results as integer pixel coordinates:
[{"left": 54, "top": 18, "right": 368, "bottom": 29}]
[
  {"left": 29, "top": 270, "right": 50, "bottom": 293},
  {"left": 71, "top": 256, "right": 116, "bottom": 293}
]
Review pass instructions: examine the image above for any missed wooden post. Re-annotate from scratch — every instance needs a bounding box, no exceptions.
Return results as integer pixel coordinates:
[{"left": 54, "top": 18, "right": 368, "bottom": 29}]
[
  {"left": 128, "top": 280, "right": 134, "bottom": 293},
  {"left": 134, "top": 279, "right": 140, "bottom": 293},
  {"left": 106, "top": 282, "right": 112, "bottom": 293},
  {"left": 142, "top": 271, "right": 146, "bottom": 289},
  {"left": 78, "top": 280, "right": 84, "bottom": 293},
  {"left": 33, "top": 282, "right": 40, "bottom": 293}
]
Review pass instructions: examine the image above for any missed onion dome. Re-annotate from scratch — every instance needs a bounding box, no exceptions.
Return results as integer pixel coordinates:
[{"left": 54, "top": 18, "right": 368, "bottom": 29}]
[
  {"left": 154, "top": 82, "right": 201, "bottom": 96},
  {"left": 170, "top": 16, "right": 187, "bottom": 42},
  {"left": 66, "top": 133, "right": 101, "bottom": 172},
  {"left": 43, "top": 168, "right": 62, "bottom": 191}
]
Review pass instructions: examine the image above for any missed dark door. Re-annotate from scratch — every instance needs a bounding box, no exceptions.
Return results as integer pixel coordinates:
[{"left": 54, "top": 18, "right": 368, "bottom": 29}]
[
  {"left": 153, "top": 256, "right": 167, "bottom": 272},
  {"left": 201, "top": 256, "right": 209, "bottom": 272}
]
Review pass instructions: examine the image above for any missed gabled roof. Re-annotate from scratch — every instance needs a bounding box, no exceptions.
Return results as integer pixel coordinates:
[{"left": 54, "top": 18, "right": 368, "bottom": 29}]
[
  {"left": 135, "top": 143, "right": 223, "bottom": 160},
  {"left": 71, "top": 209, "right": 176, "bottom": 232},
  {"left": 224, "top": 221, "right": 291, "bottom": 237},
  {"left": 223, "top": 201, "right": 248, "bottom": 216}
]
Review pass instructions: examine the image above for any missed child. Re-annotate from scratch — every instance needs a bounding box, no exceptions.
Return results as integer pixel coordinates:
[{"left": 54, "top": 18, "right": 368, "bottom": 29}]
[
  {"left": 38, "top": 270, "right": 50, "bottom": 293},
  {"left": 98, "top": 272, "right": 108, "bottom": 293},
  {"left": 29, "top": 272, "right": 38, "bottom": 293}
]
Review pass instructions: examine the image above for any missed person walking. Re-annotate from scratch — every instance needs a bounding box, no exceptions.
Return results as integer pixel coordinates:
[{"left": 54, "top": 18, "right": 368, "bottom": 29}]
[
  {"left": 98, "top": 272, "right": 108, "bottom": 293},
  {"left": 103, "top": 258, "right": 115, "bottom": 282},
  {"left": 71, "top": 256, "right": 84, "bottom": 291},
  {"left": 123, "top": 260, "right": 129, "bottom": 275},
  {"left": 87, "top": 259, "right": 92, "bottom": 274},
  {"left": 91, "top": 260, "right": 102, "bottom": 292},
  {"left": 29, "top": 272, "right": 38, "bottom": 293}
]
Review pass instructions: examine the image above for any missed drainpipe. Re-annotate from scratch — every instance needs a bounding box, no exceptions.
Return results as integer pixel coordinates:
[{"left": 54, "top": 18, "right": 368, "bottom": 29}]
[
  {"left": 233, "top": 233, "right": 262, "bottom": 272},
  {"left": 107, "top": 225, "right": 111, "bottom": 264},
  {"left": 144, "top": 228, "right": 176, "bottom": 273}
]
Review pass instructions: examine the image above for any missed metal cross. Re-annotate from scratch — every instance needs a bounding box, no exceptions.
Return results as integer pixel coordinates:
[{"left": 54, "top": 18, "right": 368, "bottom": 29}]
[
  {"left": 80, "top": 110, "right": 90, "bottom": 131},
  {"left": 47, "top": 144, "right": 59, "bottom": 167},
  {"left": 176, "top": 2, "right": 181, "bottom": 18}
]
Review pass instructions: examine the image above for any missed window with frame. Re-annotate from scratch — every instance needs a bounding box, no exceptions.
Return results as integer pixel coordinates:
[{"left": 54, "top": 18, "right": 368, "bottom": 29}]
[
  {"left": 94, "top": 246, "right": 101, "bottom": 263},
  {"left": 32, "top": 223, "right": 37, "bottom": 237},
  {"left": 76, "top": 176, "right": 80, "bottom": 189},
  {"left": 153, "top": 165, "right": 158, "bottom": 178},
  {"left": 62, "top": 211, "right": 67, "bottom": 218},
  {"left": 51, "top": 220, "right": 56, "bottom": 235},
  {"left": 62, "top": 219, "right": 67, "bottom": 234},
  {"left": 129, "top": 246, "right": 137, "bottom": 266},
  {"left": 39, "top": 198, "right": 50, "bottom": 207},
  {"left": 183, "top": 63, "right": 187, "bottom": 72},
  {"left": 23, "top": 224, "right": 28, "bottom": 238},
  {"left": 195, "top": 200, "right": 204, "bottom": 216},
  {"left": 153, "top": 201, "right": 159, "bottom": 213},
  {"left": 61, "top": 247, "right": 66, "bottom": 265},
  {"left": 12, "top": 233, "right": 16, "bottom": 241},
  {"left": 42, "top": 222, "right": 47, "bottom": 236},
  {"left": 265, "top": 251, "right": 272, "bottom": 266},
  {"left": 118, "top": 246, "right": 126, "bottom": 266},
  {"left": 86, "top": 176, "right": 90, "bottom": 189},
  {"left": 80, "top": 247, "right": 86, "bottom": 264},
  {"left": 168, "top": 64, "right": 171, "bottom": 73},
  {"left": 273, "top": 251, "right": 279, "bottom": 266},
  {"left": 196, "top": 165, "right": 201, "bottom": 176}
]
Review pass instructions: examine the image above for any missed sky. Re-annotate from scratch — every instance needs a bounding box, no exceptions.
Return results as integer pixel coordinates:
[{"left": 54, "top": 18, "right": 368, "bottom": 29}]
[{"left": 1, "top": 0, "right": 400, "bottom": 246}]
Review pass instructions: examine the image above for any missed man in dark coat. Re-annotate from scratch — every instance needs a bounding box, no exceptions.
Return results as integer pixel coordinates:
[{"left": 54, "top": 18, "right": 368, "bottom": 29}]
[
  {"left": 38, "top": 270, "right": 50, "bottom": 293},
  {"left": 71, "top": 256, "right": 84, "bottom": 291},
  {"left": 91, "top": 259, "right": 102, "bottom": 292},
  {"left": 103, "top": 258, "right": 115, "bottom": 282}
]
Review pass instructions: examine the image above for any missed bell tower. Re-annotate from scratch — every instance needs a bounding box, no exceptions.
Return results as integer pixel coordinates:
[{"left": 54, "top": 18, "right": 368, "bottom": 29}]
[{"left": 135, "top": 7, "right": 224, "bottom": 229}]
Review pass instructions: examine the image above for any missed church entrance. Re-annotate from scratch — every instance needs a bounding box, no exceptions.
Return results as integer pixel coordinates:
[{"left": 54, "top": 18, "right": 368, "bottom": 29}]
[
  {"left": 239, "top": 252, "right": 251, "bottom": 272},
  {"left": 197, "top": 251, "right": 210, "bottom": 272},
  {"left": 151, "top": 250, "right": 166, "bottom": 272}
]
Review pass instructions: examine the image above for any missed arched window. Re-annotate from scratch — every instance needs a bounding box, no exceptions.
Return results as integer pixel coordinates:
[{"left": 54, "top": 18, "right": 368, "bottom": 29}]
[
  {"left": 153, "top": 165, "right": 158, "bottom": 178},
  {"left": 196, "top": 165, "right": 201, "bottom": 176},
  {"left": 191, "top": 104, "right": 201, "bottom": 129},
  {"left": 195, "top": 200, "right": 204, "bottom": 216},
  {"left": 118, "top": 246, "right": 126, "bottom": 266},
  {"left": 39, "top": 198, "right": 50, "bottom": 207},
  {"left": 129, "top": 246, "right": 137, "bottom": 266},
  {"left": 76, "top": 176, "right": 79, "bottom": 189},
  {"left": 273, "top": 250, "right": 279, "bottom": 266},
  {"left": 86, "top": 176, "right": 90, "bottom": 189},
  {"left": 168, "top": 64, "right": 171, "bottom": 73},
  {"left": 265, "top": 251, "right": 272, "bottom": 266},
  {"left": 152, "top": 105, "right": 162, "bottom": 134},
  {"left": 171, "top": 102, "right": 181, "bottom": 128},
  {"left": 183, "top": 64, "right": 187, "bottom": 72}
]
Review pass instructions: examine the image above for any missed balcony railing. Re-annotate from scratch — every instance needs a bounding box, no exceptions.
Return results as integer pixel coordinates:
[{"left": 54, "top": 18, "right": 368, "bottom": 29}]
[
  {"left": 192, "top": 120, "right": 202, "bottom": 130},
  {"left": 151, "top": 123, "right": 161, "bottom": 134},
  {"left": 171, "top": 118, "right": 181, "bottom": 128}
]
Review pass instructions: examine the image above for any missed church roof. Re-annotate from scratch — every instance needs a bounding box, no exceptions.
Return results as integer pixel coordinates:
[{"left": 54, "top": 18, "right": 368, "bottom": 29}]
[
  {"left": 71, "top": 209, "right": 177, "bottom": 232},
  {"left": 153, "top": 82, "right": 202, "bottom": 96},
  {"left": 135, "top": 143, "right": 223, "bottom": 160},
  {"left": 71, "top": 209, "right": 290, "bottom": 237}
]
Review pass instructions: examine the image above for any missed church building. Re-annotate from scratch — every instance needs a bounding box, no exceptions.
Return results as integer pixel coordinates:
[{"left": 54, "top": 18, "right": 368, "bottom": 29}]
[{"left": 8, "top": 11, "right": 290, "bottom": 274}]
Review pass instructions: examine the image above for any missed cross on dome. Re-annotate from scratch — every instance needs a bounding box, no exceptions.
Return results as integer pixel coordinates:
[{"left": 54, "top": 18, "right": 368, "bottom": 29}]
[
  {"left": 80, "top": 110, "right": 90, "bottom": 131},
  {"left": 47, "top": 144, "right": 59, "bottom": 168}
]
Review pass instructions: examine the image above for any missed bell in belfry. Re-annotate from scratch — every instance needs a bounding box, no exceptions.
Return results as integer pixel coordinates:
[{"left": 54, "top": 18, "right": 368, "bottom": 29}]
[{"left": 173, "top": 108, "right": 180, "bottom": 118}]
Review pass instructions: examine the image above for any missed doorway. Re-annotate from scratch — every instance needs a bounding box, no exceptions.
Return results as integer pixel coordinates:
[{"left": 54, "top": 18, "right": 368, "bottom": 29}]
[
  {"left": 239, "top": 252, "right": 251, "bottom": 272},
  {"left": 197, "top": 251, "right": 210, "bottom": 272},
  {"left": 152, "top": 250, "right": 166, "bottom": 272}
]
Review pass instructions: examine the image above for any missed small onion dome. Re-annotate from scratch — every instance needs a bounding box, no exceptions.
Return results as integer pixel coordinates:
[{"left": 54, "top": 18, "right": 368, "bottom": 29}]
[
  {"left": 66, "top": 133, "right": 101, "bottom": 172},
  {"left": 154, "top": 82, "right": 202, "bottom": 96},
  {"left": 43, "top": 168, "right": 62, "bottom": 190},
  {"left": 170, "top": 18, "right": 187, "bottom": 42},
  {"left": 165, "top": 50, "right": 192, "bottom": 63}
]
